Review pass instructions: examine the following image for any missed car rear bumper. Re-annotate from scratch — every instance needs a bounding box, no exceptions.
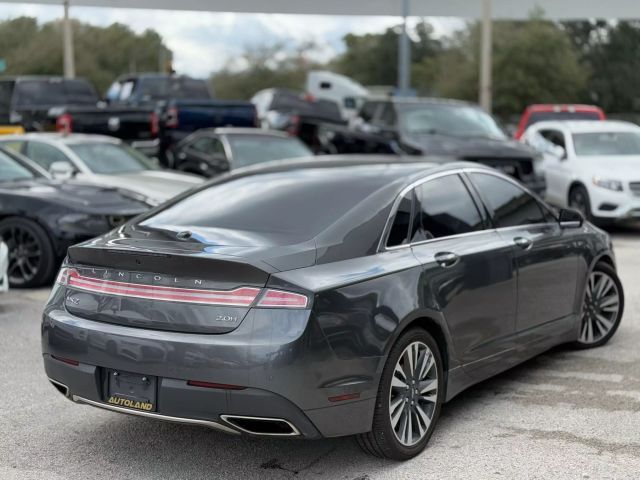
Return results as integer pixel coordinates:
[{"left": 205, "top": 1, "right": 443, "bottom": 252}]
[{"left": 41, "top": 301, "right": 378, "bottom": 438}]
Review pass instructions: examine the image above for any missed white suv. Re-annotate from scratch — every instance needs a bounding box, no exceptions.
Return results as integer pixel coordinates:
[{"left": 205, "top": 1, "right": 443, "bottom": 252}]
[{"left": 522, "top": 120, "right": 640, "bottom": 225}]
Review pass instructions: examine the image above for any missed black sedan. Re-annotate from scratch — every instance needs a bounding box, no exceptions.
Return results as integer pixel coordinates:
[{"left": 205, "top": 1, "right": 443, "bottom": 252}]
[
  {"left": 42, "top": 158, "right": 623, "bottom": 460},
  {"left": 0, "top": 147, "right": 150, "bottom": 287},
  {"left": 168, "top": 127, "right": 312, "bottom": 177}
]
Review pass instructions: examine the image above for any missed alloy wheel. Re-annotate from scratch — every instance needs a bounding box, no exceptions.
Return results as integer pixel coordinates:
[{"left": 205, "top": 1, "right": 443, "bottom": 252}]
[
  {"left": 2, "top": 225, "right": 42, "bottom": 286},
  {"left": 579, "top": 270, "right": 620, "bottom": 344},
  {"left": 388, "top": 341, "right": 439, "bottom": 447}
]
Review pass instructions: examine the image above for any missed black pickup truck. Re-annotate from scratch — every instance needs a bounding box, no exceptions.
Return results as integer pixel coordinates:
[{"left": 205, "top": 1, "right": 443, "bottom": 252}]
[
  {"left": 0, "top": 75, "right": 256, "bottom": 161},
  {"left": 321, "top": 97, "right": 546, "bottom": 194}
]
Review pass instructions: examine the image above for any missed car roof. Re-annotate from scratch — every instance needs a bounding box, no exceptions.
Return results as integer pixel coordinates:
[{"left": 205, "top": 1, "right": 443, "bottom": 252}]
[
  {"left": 525, "top": 104, "right": 604, "bottom": 112},
  {"left": 529, "top": 120, "right": 639, "bottom": 133},
  {"left": 0, "top": 132, "right": 120, "bottom": 145},
  {"left": 205, "top": 127, "right": 291, "bottom": 138},
  {"left": 364, "top": 96, "right": 476, "bottom": 108}
]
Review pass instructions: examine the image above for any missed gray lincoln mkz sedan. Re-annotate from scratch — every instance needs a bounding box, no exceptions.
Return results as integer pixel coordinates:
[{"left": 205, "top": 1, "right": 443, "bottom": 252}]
[{"left": 42, "top": 158, "right": 624, "bottom": 460}]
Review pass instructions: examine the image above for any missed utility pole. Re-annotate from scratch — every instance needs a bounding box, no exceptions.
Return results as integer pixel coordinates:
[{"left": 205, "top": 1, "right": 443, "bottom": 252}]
[
  {"left": 397, "top": 0, "right": 411, "bottom": 96},
  {"left": 63, "top": 0, "right": 75, "bottom": 78},
  {"left": 479, "top": 0, "right": 492, "bottom": 112}
]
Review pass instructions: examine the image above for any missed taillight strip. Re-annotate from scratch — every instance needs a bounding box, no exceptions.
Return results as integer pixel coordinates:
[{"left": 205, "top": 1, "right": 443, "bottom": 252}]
[{"left": 66, "top": 271, "right": 260, "bottom": 307}]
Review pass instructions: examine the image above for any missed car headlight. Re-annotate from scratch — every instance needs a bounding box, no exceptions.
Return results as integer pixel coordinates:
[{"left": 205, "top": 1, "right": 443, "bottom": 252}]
[{"left": 592, "top": 177, "right": 623, "bottom": 192}]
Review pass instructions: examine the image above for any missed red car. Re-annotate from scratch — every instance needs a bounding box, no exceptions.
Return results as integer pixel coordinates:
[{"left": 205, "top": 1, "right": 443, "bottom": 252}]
[{"left": 514, "top": 104, "right": 606, "bottom": 139}]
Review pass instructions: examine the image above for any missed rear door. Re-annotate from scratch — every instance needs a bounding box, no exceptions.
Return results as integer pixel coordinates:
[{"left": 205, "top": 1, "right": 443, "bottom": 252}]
[
  {"left": 408, "top": 173, "right": 518, "bottom": 377},
  {"left": 467, "top": 171, "right": 579, "bottom": 335}
]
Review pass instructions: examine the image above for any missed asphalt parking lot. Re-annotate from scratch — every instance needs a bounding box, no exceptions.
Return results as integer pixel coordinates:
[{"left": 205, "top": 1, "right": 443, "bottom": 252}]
[{"left": 1, "top": 232, "right": 639, "bottom": 480}]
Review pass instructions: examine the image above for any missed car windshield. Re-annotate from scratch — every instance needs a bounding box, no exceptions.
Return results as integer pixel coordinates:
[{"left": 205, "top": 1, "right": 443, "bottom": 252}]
[
  {"left": 399, "top": 103, "right": 506, "bottom": 139},
  {"left": 0, "top": 149, "right": 37, "bottom": 182},
  {"left": 13, "top": 79, "right": 98, "bottom": 107},
  {"left": 572, "top": 131, "right": 640, "bottom": 156},
  {"left": 226, "top": 135, "right": 312, "bottom": 168},
  {"left": 69, "top": 142, "right": 159, "bottom": 174}
]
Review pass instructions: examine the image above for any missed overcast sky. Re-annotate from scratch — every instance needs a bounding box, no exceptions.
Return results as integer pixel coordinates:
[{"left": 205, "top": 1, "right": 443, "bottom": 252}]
[{"left": 1, "top": 4, "right": 463, "bottom": 77}]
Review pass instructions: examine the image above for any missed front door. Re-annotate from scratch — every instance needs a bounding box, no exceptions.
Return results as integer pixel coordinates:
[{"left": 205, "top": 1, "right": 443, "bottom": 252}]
[
  {"left": 409, "top": 173, "right": 518, "bottom": 378},
  {"left": 467, "top": 171, "right": 579, "bottom": 334}
]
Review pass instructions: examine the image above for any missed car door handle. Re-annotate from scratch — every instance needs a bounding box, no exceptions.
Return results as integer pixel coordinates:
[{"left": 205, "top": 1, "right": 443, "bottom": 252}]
[
  {"left": 435, "top": 252, "right": 459, "bottom": 268},
  {"left": 514, "top": 237, "right": 533, "bottom": 250}
]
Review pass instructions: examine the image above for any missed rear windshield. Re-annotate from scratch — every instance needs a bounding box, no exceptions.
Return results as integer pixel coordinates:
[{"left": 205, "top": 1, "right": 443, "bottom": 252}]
[
  {"left": 141, "top": 168, "right": 394, "bottom": 240},
  {"left": 138, "top": 77, "right": 211, "bottom": 100},
  {"left": 227, "top": 135, "right": 312, "bottom": 168},
  {"left": 69, "top": 142, "right": 158, "bottom": 174},
  {"left": 525, "top": 111, "right": 601, "bottom": 128},
  {"left": 13, "top": 79, "right": 98, "bottom": 107}
]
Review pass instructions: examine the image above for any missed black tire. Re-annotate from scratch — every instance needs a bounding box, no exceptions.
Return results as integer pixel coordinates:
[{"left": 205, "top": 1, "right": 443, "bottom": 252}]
[
  {"left": 0, "top": 217, "right": 56, "bottom": 288},
  {"left": 572, "top": 262, "right": 624, "bottom": 349},
  {"left": 568, "top": 184, "right": 593, "bottom": 222},
  {"left": 356, "top": 328, "right": 444, "bottom": 460}
]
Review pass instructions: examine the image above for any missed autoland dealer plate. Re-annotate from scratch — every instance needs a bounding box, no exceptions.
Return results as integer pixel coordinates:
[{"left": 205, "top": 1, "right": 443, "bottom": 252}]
[{"left": 106, "top": 370, "right": 157, "bottom": 412}]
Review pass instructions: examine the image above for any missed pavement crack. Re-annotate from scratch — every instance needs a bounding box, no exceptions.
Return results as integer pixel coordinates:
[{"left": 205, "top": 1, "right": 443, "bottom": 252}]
[
  {"left": 259, "top": 446, "right": 337, "bottom": 476},
  {"left": 499, "top": 426, "right": 640, "bottom": 457}
]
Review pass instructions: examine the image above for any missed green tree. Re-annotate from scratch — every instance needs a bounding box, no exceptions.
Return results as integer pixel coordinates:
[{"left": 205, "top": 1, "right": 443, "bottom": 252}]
[
  {"left": 210, "top": 42, "right": 323, "bottom": 99},
  {"left": 332, "top": 20, "right": 442, "bottom": 93},
  {"left": 434, "top": 18, "right": 586, "bottom": 116},
  {"left": 562, "top": 20, "right": 640, "bottom": 112},
  {"left": 0, "top": 17, "right": 171, "bottom": 93}
]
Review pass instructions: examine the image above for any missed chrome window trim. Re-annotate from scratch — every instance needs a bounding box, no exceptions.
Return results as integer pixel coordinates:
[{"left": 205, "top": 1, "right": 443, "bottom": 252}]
[{"left": 378, "top": 167, "right": 558, "bottom": 253}]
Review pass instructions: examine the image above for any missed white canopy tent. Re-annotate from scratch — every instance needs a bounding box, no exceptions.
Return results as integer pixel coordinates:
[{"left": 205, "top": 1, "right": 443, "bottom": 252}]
[{"left": 2, "top": 0, "right": 638, "bottom": 111}]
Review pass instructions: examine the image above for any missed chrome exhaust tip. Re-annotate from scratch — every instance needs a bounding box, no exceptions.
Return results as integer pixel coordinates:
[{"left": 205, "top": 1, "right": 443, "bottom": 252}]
[
  {"left": 220, "top": 415, "right": 300, "bottom": 436},
  {"left": 48, "top": 378, "right": 69, "bottom": 397}
]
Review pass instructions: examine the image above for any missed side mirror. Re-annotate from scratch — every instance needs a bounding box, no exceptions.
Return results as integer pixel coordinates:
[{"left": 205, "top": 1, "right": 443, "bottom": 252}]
[
  {"left": 552, "top": 145, "right": 567, "bottom": 160},
  {"left": 558, "top": 208, "right": 584, "bottom": 228},
  {"left": 49, "top": 161, "right": 75, "bottom": 180}
]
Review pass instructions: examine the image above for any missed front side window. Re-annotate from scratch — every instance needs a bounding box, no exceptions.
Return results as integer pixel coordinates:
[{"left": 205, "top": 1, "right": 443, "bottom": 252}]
[
  {"left": 26, "top": 142, "right": 73, "bottom": 171},
  {"left": 470, "top": 173, "right": 547, "bottom": 228},
  {"left": 188, "top": 136, "right": 225, "bottom": 156},
  {"left": 413, "top": 174, "right": 483, "bottom": 241}
]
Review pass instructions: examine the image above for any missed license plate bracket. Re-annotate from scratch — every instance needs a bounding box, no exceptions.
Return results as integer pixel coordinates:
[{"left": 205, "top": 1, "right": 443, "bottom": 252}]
[{"left": 106, "top": 370, "right": 157, "bottom": 412}]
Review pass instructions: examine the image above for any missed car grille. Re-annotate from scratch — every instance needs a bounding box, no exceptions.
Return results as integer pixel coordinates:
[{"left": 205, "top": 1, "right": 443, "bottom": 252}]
[{"left": 629, "top": 182, "right": 640, "bottom": 196}]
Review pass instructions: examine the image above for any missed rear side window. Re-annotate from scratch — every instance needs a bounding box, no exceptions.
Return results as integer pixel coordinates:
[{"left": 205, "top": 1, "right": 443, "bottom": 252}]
[
  {"left": 470, "top": 173, "right": 547, "bottom": 228},
  {"left": 413, "top": 174, "right": 483, "bottom": 241},
  {"left": 386, "top": 192, "right": 413, "bottom": 248}
]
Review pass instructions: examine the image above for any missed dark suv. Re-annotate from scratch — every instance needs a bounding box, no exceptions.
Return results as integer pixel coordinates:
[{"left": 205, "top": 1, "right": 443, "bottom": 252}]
[{"left": 326, "top": 97, "right": 546, "bottom": 194}]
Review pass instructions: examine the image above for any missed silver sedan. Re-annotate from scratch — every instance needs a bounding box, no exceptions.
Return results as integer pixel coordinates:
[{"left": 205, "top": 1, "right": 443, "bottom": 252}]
[{"left": 0, "top": 133, "right": 203, "bottom": 205}]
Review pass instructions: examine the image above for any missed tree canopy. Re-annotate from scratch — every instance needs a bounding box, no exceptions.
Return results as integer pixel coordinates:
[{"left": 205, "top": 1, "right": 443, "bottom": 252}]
[
  {"left": 0, "top": 17, "right": 171, "bottom": 93},
  {"left": 3, "top": 15, "right": 640, "bottom": 117}
]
